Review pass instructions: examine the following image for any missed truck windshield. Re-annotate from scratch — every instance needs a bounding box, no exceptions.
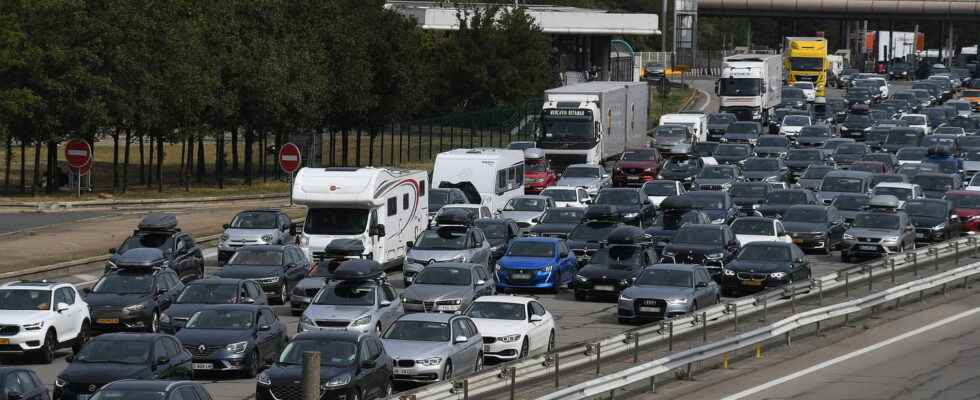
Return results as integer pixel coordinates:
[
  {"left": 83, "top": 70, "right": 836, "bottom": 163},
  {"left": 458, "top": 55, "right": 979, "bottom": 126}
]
[
  {"left": 790, "top": 57, "right": 824, "bottom": 71},
  {"left": 719, "top": 78, "right": 761, "bottom": 96},
  {"left": 304, "top": 208, "right": 369, "bottom": 235},
  {"left": 542, "top": 116, "right": 594, "bottom": 139}
]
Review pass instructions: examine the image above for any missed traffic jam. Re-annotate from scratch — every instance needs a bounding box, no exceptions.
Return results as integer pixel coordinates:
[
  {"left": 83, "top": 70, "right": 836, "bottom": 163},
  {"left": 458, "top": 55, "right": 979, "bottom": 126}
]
[{"left": 3, "top": 63, "right": 980, "bottom": 400}]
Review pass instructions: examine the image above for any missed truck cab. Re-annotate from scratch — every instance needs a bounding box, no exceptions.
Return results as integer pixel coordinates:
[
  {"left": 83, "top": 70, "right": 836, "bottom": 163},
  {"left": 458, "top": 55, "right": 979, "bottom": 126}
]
[{"left": 784, "top": 37, "right": 829, "bottom": 102}]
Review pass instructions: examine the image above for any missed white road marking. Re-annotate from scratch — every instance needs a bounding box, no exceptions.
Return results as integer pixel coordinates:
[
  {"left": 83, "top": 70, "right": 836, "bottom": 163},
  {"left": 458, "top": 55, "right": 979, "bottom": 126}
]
[{"left": 719, "top": 306, "right": 980, "bottom": 400}]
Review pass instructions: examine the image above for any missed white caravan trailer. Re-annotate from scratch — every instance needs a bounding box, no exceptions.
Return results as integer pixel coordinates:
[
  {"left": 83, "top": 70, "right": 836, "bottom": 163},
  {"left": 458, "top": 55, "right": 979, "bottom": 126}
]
[
  {"left": 292, "top": 167, "right": 429, "bottom": 267},
  {"left": 431, "top": 148, "right": 526, "bottom": 213}
]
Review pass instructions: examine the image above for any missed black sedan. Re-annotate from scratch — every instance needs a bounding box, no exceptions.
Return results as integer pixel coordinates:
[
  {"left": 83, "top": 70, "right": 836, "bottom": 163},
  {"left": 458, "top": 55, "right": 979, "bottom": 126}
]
[
  {"left": 754, "top": 135, "right": 790, "bottom": 158},
  {"left": 256, "top": 331, "right": 393, "bottom": 400},
  {"left": 175, "top": 305, "right": 287, "bottom": 378},
  {"left": 55, "top": 333, "right": 192, "bottom": 400},
  {"left": 660, "top": 224, "right": 739, "bottom": 278},
  {"left": 781, "top": 205, "right": 847, "bottom": 254},
  {"left": 721, "top": 242, "right": 810, "bottom": 296},
  {"left": 574, "top": 227, "right": 657, "bottom": 300},
  {"left": 214, "top": 245, "right": 310, "bottom": 305},
  {"left": 905, "top": 198, "right": 960, "bottom": 243},
  {"left": 160, "top": 278, "right": 268, "bottom": 333},
  {"left": 712, "top": 143, "right": 753, "bottom": 165},
  {"left": 784, "top": 149, "right": 829, "bottom": 179},
  {"left": 91, "top": 380, "right": 211, "bottom": 400},
  {"left": 741, "top": 157, "right": 788, "bottom": 183},
  {"left": 796, "top": 126, "right": 833, "bottom": 149},
  {"left": 758, "top": 189, "right": 818, "bottom": 219},
  {"left": 593, "top": 188, "right": 656, "bottom": 227},
  {"left": 838, "top": 113, "right": 874, "bottom": 140},
  {"left": 730, "top": 182, "right": 771, "bottom": 211},
  {"left": 528, "top": 208, "right": 586, "bottom": 239}
]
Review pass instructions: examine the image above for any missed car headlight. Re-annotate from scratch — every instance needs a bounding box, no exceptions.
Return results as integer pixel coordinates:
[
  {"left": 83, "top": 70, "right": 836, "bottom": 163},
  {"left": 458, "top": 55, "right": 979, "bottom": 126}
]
[
  {"left": 682, "top": 176, "right": 693, "bottom": 182},
  {"left": 662, "top": 250, "right": 676, "bottom": 257},
  {"left": 882, "top": 236, "right": 899, "bottom": 242},
  {"left": 22, "top": 321, "right": 43, "bottom": 331},
  {"left": 619, "top": 278, "right": 633, "bottom": 286},
  {"left": 225, "top": 341, "right": 249, "bottom": 353},
  {"left": 257, "top": 372, "right": 271, "bottom": 386},
  {"left": 55, "top": 377, "right": 67, "bottom": 388},
  {"left": 721, "top": 183, "right": 733, "bottom": 190},
  {"left": 542, "top": 265, "right": 553, "bottom": 272},
  {"left": 720, "top": 138, "right": 728, "bottom": 142},
  {"left": 439, "top": 299, "right": 462, "bottom": 305},
  {"left": 666, "top": 298, "right": 689, "bottom": 304},
  {"left": 220, "top": 234, "right": 230, "bottom": 242},
  {"left": 618, "top": 293, "right": 633, "bottom": 302},
  {"left": 123, "top": 304, "right": 145, "bottom": 313},
  {"left": 932, "top": 223, "right": 947, "bottom": 231},
  {"left": 705, "top": 252, "right": 725, "bottom": 260},
  {"left": 300, "top": 315, "right": 315, "bottom": 326},
  {"left": 495, "top": 263, "right": 503, "bottom": 272},
  {"left": 417, "top": 357, "right": 443, "bottom": 367},
  {"left": 769, "top": 272, "right": 787, "bottom": 279},
  {"left": 840, "top": 126, "right": 849, "bottom": 131},
  {"left": 623, "top": 212, "right": 639, "bottom": 219},
  {"left": 863, "top": 127, "right": 872, "bottom": 131},
  {"left": 723, "top": 268, "right": 736, "bottom": 276},
  {"left": 575, "top": 274, "right": 589, "bottom": 282},
  {"left": 322, "top": 374, "right": 352, "bottom": 389},
  {"left": 968, "top": 216, "right": 980, "bottom": 222},
  {"left": 450, "top": 254, "right": 466, "bottom": 262},
  {"left": 843, "top": 233, "right": 855, "bottom": 240},
  {"left": 711, "top": 218, "right": 726, "bottom": 224},
  {"left": 499, "top": 334, "right": 522, "bottom": 343},
  {"left": 300, "top": 235, "right": 310, "bottom": 247},
  {"left": 351, "top": 315, "right": 372, "bottom": 327}
]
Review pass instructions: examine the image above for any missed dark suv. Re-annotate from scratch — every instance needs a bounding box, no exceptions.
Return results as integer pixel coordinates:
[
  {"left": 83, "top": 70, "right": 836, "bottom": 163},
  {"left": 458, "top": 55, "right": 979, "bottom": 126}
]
[
  {"left": 109, "top": 213, "right": 204, "bottom": 283},
  {"left": 660, "top": 224, "right": 739, "bottom": 279}
]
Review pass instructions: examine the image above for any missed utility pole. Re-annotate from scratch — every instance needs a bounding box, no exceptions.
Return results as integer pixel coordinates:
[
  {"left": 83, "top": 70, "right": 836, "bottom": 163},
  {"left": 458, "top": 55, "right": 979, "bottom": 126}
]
[{"left": 661, "top": 0, "right": 668, "bottom": 53}]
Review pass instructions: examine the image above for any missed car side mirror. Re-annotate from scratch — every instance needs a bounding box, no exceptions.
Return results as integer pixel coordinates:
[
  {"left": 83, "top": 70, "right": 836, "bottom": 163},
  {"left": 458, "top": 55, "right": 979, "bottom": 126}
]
[
  {"left": 290, "top": 222, "right": 300, "bottom": 235},
  {"left": 156, "top": 356, "right": 170, "bottom": 366},
  {"left": 361, "top": 359, "right": 376, "bottom": 369},
  {"left": 531, "top": 217, "right": 539, "bottom": 223},
  {"left": 560, "top": 251, "right": 569, "bottom": 258},
  {"left": 243, "top": 297, "right": 255, "bottom": 304},
  {"left": 371, "top": 224, "right": 386, "bottom": 237},
  {"left": 476, "top": 279, "right": 486, "bottom": 286},
  {"left": 7, "top": 392, "right": 21, "bottom": 400},
  {"left": 65, "top": 355, "right": 74, "bottom": 363},
  {"left": 223, "top": 223, "right": 230, "bottom": 229},
  {"left": 56, "top": 302, "right": 70, "bottom": 313},
  {"left": 696, "top": 282, "right": 709, "bottom": 288},
  {"left": 529, "top": 314, "right": 544, "bottom": 323},
  {"left": 108, "top": 247, "right": 117, "bottom": 254},
  {"left": 379, "top": 300, "right": 391, "bottom": 308},
  {"left": 258, "top": 324, "right": 271, "bottom": 331},
  {"left": 454, "top": 335, "right": 469, "bottom": 344},
  {"left": 82, "top": 287, "right": 92, "bottom": 295},
  {"left": 602, "top": 174, "right": 610, "bottom": 179},
  {"left": 406, "top": 241, "right": 414, "bottom": 249}
]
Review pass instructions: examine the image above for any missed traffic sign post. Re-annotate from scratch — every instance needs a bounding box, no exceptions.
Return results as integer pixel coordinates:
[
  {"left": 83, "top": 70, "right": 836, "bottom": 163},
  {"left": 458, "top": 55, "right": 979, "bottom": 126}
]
[
  {"left": 279, "top": 143, "right": 302, "bottom": 206},
  {"left": 64, "top": 139, "right": 92, "bottom": 198}
]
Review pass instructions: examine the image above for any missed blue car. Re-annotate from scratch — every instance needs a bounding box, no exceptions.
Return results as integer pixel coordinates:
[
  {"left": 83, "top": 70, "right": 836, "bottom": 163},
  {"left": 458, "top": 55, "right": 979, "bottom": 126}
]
[{"left": 495, "top": 237, "right": 577, "bottom": 292}]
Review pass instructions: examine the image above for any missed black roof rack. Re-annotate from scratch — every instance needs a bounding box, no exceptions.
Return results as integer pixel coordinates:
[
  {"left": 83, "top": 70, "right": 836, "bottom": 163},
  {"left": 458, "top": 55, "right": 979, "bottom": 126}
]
[
  {"left": 659, "top": 195, "right": 693, "bottom": 212},
  {"left": 137, "top": 213, "right": 179, "bottom": 232},
  {"left": 584, "top": 204, "right": 619, "bottom": 222},
  {"left": 606, "top": 226, "right": 650, "bottom": 245},
  {"left": 435, "top": 208, "right": 476, "bottom": 226},
  {"left": 109, "top": 248, "right": 167, "bottom": 270},
  {"left": 328, "top": 260, "right": 385, "bottom": 282},
  {"left": 324, "top": 239, "right": 366, "bottom": 257}
]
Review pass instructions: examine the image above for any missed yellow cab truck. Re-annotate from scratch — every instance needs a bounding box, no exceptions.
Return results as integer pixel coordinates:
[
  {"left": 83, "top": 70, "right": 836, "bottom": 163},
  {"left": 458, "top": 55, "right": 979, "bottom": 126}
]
[{"left": 784, "top": 37, "right": 829, "bottom": 102}]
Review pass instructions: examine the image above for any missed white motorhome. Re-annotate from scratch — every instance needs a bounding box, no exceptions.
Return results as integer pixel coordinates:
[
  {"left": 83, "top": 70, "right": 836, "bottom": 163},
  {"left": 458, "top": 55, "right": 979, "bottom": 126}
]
[
  {"left": 659, "top": 113, "right": 708, "bottom": 142},
  {"left": 431, "top": 148, "right": 525, "bottom": 213},
  {"left": 292, "top": 167, "right": 429, "bottom": 267}
]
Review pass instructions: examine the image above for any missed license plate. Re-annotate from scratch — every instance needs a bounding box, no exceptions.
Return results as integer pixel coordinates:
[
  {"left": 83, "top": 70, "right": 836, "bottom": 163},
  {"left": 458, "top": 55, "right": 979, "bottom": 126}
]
[
  {"left": 742, "top": 280, "right": 764, "bottom": 287},
  {"left": 639, "top": 306, "right": 661, "bottom": 313},
  {"left": 394, "top": 368, "right": 413, "bottom": 375},
  {"left": 192, "top": 363, "right": 213, "bottom": 370},
  {"left": 860, "top": 245, "right": 878, "bottom": 251},
  {"left": 0, "top": 339, "right": 8, "bottom": 345},
  {"left": 437, "top": 305, "right": 457, "bottom": 312},
  {"left": 511, "top": 273, "right": 531, "bottom": 280},
  {"left": 96, "top": 318, "right": 119, "bottom": 325},
  {"left": 627, "top": 176, "right": 640, "bottom": 180},
  {"left": 483, "top": 344, "right": 493, "bottom": 352},
  {"left": 916, "top": 233, "right": 925, "bottom": 238},
  {"left": 594, "top": 285, "right": 615, "bottom": 292}
]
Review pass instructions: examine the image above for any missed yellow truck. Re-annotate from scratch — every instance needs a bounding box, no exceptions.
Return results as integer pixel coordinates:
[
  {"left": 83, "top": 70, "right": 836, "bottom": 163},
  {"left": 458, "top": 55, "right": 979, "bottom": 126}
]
[{"left": 784, "top": 37, "right": 829, "bottom": 101}]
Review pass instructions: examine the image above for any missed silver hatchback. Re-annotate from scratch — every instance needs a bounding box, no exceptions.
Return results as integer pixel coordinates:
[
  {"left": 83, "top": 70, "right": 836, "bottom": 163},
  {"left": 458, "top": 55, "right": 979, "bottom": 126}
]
[{"left": 298, "top": 280, "right": 402, "bottom": 336}]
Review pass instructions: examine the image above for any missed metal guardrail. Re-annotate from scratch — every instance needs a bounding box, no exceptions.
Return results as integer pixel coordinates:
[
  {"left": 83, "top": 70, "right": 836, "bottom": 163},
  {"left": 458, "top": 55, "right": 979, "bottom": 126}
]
[
  {"left": 393, "top": 236, "right": 980, "bottom": 400},
  {"left": 539, "top": 258, "right": 980, "bottom": 400}
]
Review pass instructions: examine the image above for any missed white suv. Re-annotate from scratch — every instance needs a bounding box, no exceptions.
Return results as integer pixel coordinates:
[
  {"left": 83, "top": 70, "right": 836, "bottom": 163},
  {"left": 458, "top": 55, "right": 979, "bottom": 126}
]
[{"left": 0, "top": 281, "right": 90, "bottom": 363}]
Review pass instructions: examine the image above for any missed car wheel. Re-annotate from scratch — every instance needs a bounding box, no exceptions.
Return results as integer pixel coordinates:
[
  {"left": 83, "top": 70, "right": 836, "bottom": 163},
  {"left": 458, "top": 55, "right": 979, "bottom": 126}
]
[
  {"left": 350, "top": 387, "right": 361, "bottom": 400},
  {"left": 442, "top": 361, "right": 453, "bottom": 380},
  {"left": 690, "top": 301, "right": 698, "bottom": 313},
  {"left": 150, "top": 311, "right": 160, "bottom": 333},
  {"left": 376, "top": 324, "right": 383, "bottom": 336},
  {"left": 573, "top": 291, "right": 586, "bottom": 301},
  {"left": 721, "top": 287, "right": 735, "bottom": 297},
  {"left": 382, "top": 380, "right": 394, "bottom": 399},
  {"left": 519, "top": 338, "right": 529, "bottom": 359},
  {"left": 245, "top": 349, "right": 260, "bottom": 378},
  {"left": 840, "top": 252, "right": 850, "bottom": 263},
  {"left": 277, "top": 283, "right": 288, "bottom": 305},
  {"left": 72, "top": 321, "right": 89, "bottom": 354},
  {"left": 548, "top": 330, "right": 556, "bottom": 352},
  {"left": 475, "top": 352, "right": 484, "bottom": 372},
  {"left": 38, "top": 330, "right": 56, "bottom": 364}
]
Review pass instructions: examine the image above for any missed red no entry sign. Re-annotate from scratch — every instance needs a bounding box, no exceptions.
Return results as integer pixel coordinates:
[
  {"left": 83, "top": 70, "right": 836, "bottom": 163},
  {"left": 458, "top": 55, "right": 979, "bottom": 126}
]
[
  {"left": 279, "top": 143, "right": 302, "bottom": 174},
  {"left": 64, "top": 139, "right": 92, "bottom": 169}
]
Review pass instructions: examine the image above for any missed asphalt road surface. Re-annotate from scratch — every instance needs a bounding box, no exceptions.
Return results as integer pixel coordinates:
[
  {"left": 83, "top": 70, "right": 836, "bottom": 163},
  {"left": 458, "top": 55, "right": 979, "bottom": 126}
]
[{"left": 0, "top": 211, "right": 109, "bottom": 234}]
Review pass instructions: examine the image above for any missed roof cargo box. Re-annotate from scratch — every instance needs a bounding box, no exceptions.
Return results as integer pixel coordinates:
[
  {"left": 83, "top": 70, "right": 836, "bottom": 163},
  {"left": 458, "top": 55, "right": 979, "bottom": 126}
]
[
  {"left": 138, "top": 213, "right": 179, "bottom": 231},
  {"left": 584, "top": 204, "right": 619, "bottom": 221},
  {"left": 659, "top": 196, "right": 693, "bottom": 211},
  {"left": 324, "top": 239, "right": 366, "bottom": 257},
  {"left": 111, "top": 247, "right": 166, "bottom": 269},
  {"left": 331, "top": 259, "right": 384, "bottom": 281},
  {"left": 606, "top": 226, "right": 648, "bottom": 245},
  {"left": 435, "top": 208, "right": 476, "bottom": 226}
]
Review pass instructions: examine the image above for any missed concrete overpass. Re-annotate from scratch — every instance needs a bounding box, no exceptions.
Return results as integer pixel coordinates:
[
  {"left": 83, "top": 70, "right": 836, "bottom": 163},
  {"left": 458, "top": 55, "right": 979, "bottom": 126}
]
[{"left": 698, "top": 0, "right": 980, "bottom": 20}]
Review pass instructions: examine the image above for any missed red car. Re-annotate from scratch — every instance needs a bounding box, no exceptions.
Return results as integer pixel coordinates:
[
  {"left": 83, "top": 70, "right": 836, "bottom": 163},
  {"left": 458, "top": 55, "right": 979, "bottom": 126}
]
[
  {"left": 524, "top": 152, "right": 557, "bottom": 194},
  {"left": 612, "top": 149, "right": 663, "bottom": 187},
  {"left": 945, "top": 190, "right": 980, "bottom": 233}
]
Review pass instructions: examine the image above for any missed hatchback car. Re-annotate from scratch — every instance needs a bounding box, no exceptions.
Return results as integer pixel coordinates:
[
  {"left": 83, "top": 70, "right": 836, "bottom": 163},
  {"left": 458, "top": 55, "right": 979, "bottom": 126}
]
[
  {"left": 905, "top": 198, "right": 959, "bottom": 242},
  {"left": 612, "top": 149, "right": 663, "bottom": 186},
  {"left": 694, "top": 164, "right": 740, "bottom": 191},
  {"left": 641, "top": 180, "right": 685, "bottom": 207},
  {"left": 526, "top": 208, "right": 585, "bottom": 239},
  {"left": 176, "top": 305, "right": 286, "bottom": 377},
  {"left": 593, "top": 187, "right": 656, "bottom": 227},
  {"left": 659, "top": 156, "right": 708, "bottom": 188},
  {"left": 298, "top": 261, "right": 401, "bottom": 336},
  {"left": 574, "top": 227, "right": 657, "bottom": 300},
  {"left": 660, "top": 224, "right": 739, "bottom": 278},
  {"left": 404, "top": 225, "right": 492, "bottom": 285},
  {"left": 945, "top": 191, "right": 980, "bottom": 233},
  {"left": 85, "top": 264, "right": 184, "bottom": 334},
  {"left": 781, "top": 205, "right": 847, "bottom": 254},
  {"left": 721, "top": 121, "right": 763, "bottom": 145},
  {"left": 841, "top": 209, "right": 916, "bottom": 262},
  {"left": 217, "top": 209, "right": 295, "bottom": 264},
  {"left": 753, "top": 135, "right": 790, "bottom": 158},
  {"left": 495, "top": 238, "right": 576, "bottom": 292},
  {"left": 555, "top": 164, "right": 610, "bottom": 196},
  {"left": 497, "top": 196, "right": 555, "bottom": 229},
  {"left": 617, "top": 264, "right": 720, "bottom": 323},
  {"left": 382, "top": 313, "right": 482, "bottom": 383}
]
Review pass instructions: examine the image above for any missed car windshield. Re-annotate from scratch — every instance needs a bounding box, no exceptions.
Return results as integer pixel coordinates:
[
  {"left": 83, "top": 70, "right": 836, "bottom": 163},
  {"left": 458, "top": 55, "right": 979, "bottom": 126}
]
[
  {"left": 673, "top": 228, "right": 724, "bottom": 245},
  {"left": 738, "top": 245, "right": 790, "bottom": 261},
  {"left": 475, "top": 222, "right": 508, "bottom": 240},
  {"left": 714, "top": 145, "right": 749, "bottom": 156},
  {"left": 801, "top": 167, "right": 833, "bottom": 179},
  {"left": 415, "top": 267, "right": 471, "bottom": 286},
  {"left": 542, "top": 115, "right": 593, "bottom": 138},
  {"left": 227, "top": 248, "right": 283, "bottom": 266},
  {"left": 525, "top": 160, "right": 548, "bottom": 172},
  {"left": 782, "top": 88, "right": 806, "bottom": 100},
  {"left": 305, "top": 208, "right": 368, "bottom": 235},
  {"left": 708, "top": 114, "right": 735, "bottom": 124},
  {"left": 720, "top": 78, "right": 761, "bottom": 96},
  {"left": 314, "top": 284, "right": 375, "bottom": 306},
  {"left": 467, "top": 302, "right": 526, "bottom": 320},
  {"left": 731, "top": 184, "right": 767, "bottom": 197},
  {"left": 913, "top": 176, "right": 955, "bottom": 191},
  {"left": 636, "top": 269, "right": 692, "bottom": 287},
  {"left": 766, "top": 191, "right": 806, "bottom": 204},
  {"left": 563, "top": 167, "right": 602, "bottom": 178},
  {"left": 726, "top": 123, "right": 758, "bottom": 134},
  {"left": 947, "top": 194, "right": 980, "bottom": 209},
  {"left": 821, "top": 177, "right": 864, "bottom": 193},
  {"left": 783, "top": 116, "right": 810, "bottom": 126},
  {"left": 229, "top": 212, "right": 278, "bottom": 229},
  {"left": 783, "top": 208, "right": 827, "bottom": 222},
  {"left": 904, "top": 201, "right": 945, "bottom": 218},
  {"left": 923, "top": 161, "right": 959, "bottom": 175},
  {"left": 595, "top": 191, "right": 640, "bottom": 206},
  {"left": 845, "top": 114, "right": 872, "bottom": 123},
  {"left": 92, "top": 272, "right": 153, "bottom": 294},
  {"left": 851, "top": 163, "right": 883, "bottom": 173},
  {"left": 935, "top": 127, "right": 965, "bottom": 135},
  {"left": 91, "top": 390, "right": 165, "bottom": 400},
  {"left": 589, "top": 245, "right": 642, "bottom": 268},
  {"left": 731, "top": 220, "right": 775, "bottom": 236},
  {"left": 569, "top": 223, "right": 617, "bottom": 241},
  {"left": 384, "top": 321, "right": 450, "bottom": 342},
  {"left": 642, "top": 182, "right": 677, "bottom": 196},
  {"left": 0, "top": 289, "right": 51, "bottom": 310},
  {"left": 896, "top": 148, "right": 927, "bottom": 160},
  {"left": 757, "top": 136, "right": 788, "bottom": 147},
  {"left": 832, "top": 196, "right": 869, "bottom": 211},
  {"left": 800, "top": 127, "right": 830, "bottom": 138},
  {"left": 901, "top": 115, "right": 926, "bottom": 125},
  {"left": 176, "top": 284, "right": 238, "bottom": 304},
  {"left": 693, "top": 143, "right": 717, "bottom": 156},
  {"left": 874, "top": 187, "right": 913, "bottom": 200},
  {"left": 687, "top": 194, "right": 726, "bottom": 209},
  {"left": 118, "top": 232, "right": 172, "bottom": 253},
  {"left": 793, "top": 82, "right": 814, "bottom": 89},
  {"left": 75, "top": 340, "right": 150, "bottom": 364},
  {"left": 503, "top": 198, "right": 548, "bottom": 211},
  {"left": 429, "top": 190, "right": 453, "bottom": 208},
  {"left": 622, "top": 150, "right": 658, "bottom": 161},
  {"left": 541, "top": 189, "right": 577, "bottom": 202},
  {"left": 506, "top": 241, "right": 555, "bottom": 258},
  {"left": 414, "top": 228, "right": 467, "bottom": 250},
  {"left": 836, "top": 145, "right": 866, "bottom": 155},
  {"left": 852, "top": 213, "right": 900, "bottom": 229},
  {"left": 964, "top": 151, "right": 980, "bottom": 161},
  {"left": 822, "top": 141, "right": 851, "bottom": 150},
  {"left": 743, "top": 159, "right": 779, "bottom": 171},
  {"left": 922, "top": 136, "right": 956, "bottom": 148},
  {"left": 278, "top": 339, "right": 357, "bottom": 366},
  {"left": 540, "top": 209, "right": 584, "bottom": 224},
  {"left": 654, "top": 211, "right": 703, "bottom": 229},
  {"left": 698, "top": 167, "right": 735, "bottom": 179},
  {"left": 667, "top": 158, "right": 700, "bottom": 168},
  {"left": 185, "top": 309, "right": 255, "bottom": 330}
]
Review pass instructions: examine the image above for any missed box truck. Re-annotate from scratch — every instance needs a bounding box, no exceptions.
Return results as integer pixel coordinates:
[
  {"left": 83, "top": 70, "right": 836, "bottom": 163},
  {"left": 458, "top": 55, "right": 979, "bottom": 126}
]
[
  {"left": 716, "top": 54, "right": 783, "bottom": 122},
  {"left": 292, "top": 167, "right": 429, "bottom": 268},
  {"left": 538, "top": 82, "right": 648, "bottom": 172}
]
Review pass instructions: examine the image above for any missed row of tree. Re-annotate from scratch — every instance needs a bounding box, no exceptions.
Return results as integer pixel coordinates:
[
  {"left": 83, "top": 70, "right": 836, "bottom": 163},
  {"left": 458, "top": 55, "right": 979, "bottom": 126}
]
[{"left": 0, "top": 1, "right": 552, "bottom": 195}]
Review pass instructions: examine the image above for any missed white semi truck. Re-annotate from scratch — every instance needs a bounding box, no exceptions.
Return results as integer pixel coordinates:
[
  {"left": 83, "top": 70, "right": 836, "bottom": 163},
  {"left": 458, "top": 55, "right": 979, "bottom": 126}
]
[
  {"left": 538, "top": 82, "right": 648, "bottom": 172},
  {"left": 717, "top": 54, "right": 783, "bottom": 123}
]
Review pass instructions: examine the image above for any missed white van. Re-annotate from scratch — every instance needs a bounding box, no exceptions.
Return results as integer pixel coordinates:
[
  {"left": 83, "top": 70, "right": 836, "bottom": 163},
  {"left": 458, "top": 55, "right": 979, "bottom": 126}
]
[
  {"left": 659, "top": 113, "right": 708, "bottom": 143},
  {"left": 431, "top": 148, "right": 525, "bottom": 213},
  {"left": 292, "top": 167, "right": 429, "bottom": 268}
]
